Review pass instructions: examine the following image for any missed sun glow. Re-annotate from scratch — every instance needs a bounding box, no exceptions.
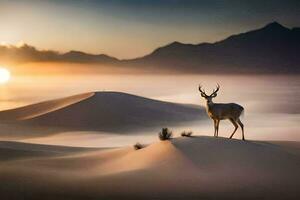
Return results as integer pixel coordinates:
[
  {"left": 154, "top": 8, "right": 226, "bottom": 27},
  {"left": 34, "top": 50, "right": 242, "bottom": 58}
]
[{"left": 0, "top": 67, "right": 11, "bottom": 84}]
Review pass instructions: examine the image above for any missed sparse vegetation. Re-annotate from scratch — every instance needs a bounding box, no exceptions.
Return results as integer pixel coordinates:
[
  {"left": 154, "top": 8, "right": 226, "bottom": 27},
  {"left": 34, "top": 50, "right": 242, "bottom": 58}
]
[
  {"left": 181, "top": 131, "right": 193, "bottom": 137},
  {"left": 158, "top": 128, "right": 173, "bottom": 141},
  {"left": 133, "top": 142, "right": 143, "bottom": 150}
]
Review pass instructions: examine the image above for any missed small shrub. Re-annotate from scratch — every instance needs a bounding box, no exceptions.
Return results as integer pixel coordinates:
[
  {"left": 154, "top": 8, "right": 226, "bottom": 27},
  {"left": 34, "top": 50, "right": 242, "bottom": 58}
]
[
  {"left": 133, "top": 142, "right": 143, "bottom": 150},
  {"left": 181, "top": 131, "right": 193, "bottom": 137},
  {"left": 158, "top": 128, "right": 173, "bottom": 141}
]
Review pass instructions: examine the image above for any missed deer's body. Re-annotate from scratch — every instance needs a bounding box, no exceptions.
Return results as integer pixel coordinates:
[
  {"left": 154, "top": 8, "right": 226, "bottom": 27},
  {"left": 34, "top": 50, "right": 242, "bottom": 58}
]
[
  {"left": 206, "top": 102, "right": 244, "bottom": 120},
  {"left": 199, "top": 84, "right": 245, "bottom": 140}
]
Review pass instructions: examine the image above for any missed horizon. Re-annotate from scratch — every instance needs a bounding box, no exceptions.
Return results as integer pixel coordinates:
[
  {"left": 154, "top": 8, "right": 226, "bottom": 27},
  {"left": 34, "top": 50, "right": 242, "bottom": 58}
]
[
  {"left": 1, "top": 0, "right": 299, "bottom": 59},
  {"left": 0, "top": 21, "right": 297, "bottom": 60}
]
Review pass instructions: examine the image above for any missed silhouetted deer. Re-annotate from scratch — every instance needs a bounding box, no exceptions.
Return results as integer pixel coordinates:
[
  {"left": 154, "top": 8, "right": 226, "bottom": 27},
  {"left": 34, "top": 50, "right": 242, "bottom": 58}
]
[{"left": 198, "top": 84, "right": 245, "bottom": 140}]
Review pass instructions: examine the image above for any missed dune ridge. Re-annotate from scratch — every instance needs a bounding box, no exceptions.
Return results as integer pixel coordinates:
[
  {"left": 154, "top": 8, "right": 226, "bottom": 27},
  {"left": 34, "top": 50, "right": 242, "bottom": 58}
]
[
  {"left": 0, "top": 140, "right": 99, "bottom": 161},
  {"left": 0, "top": 91, "right": 204, "bottom": 132},
  {"left": 0, "top": 92, "right": 94, "bottom": 120}
]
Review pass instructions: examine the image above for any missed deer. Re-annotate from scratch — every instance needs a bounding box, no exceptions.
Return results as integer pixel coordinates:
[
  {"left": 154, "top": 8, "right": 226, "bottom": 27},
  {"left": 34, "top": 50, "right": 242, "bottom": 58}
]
[{"left": 198, "top": 84, "right": 245, "bottom": 140}]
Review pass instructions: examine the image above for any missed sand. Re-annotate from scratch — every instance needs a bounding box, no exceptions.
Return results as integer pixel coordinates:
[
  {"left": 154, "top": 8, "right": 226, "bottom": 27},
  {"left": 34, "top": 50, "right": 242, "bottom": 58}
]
[
  {"left": 0, "top": 92, "right": 94, "bottom": 121},
  {"left": 0, "top": 92, "right": 204, "bottom": 133},
  {"left": 0, "top": 136, "right": 299, "bottom": 200},
  {"left": 0, "top": 92, "right": 299, "bottom": 199}
]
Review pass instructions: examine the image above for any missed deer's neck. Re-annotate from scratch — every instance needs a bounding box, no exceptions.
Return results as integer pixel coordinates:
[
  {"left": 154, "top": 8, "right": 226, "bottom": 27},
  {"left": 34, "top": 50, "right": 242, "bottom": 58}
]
[{"left": 205, "top": 101, "right": 216, "bottom": 119}]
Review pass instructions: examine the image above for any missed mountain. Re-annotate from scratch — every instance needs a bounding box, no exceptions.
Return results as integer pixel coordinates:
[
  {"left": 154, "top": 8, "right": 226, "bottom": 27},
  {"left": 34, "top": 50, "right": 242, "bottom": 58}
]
[
  {"left": 61, "top": 50, "right": 118, "bottom": 63},
  {"left": 1, "top": 22, "right": 299, "bottom": 73},
  {"left": 0, "top": 92, "right": 204, "bottom": 132},
  {"left": 128, "top": 22, "right": 300, "bottom": 73},
  {"left": 0, "top": 44, "right": 119, "bottom": 64}
]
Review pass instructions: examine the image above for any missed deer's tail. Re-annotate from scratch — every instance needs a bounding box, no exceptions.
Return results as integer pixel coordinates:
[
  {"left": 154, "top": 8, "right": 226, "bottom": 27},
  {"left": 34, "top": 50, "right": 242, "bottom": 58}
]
[{"left": 240, "top": 107, "right": 245, "bottom": 119}]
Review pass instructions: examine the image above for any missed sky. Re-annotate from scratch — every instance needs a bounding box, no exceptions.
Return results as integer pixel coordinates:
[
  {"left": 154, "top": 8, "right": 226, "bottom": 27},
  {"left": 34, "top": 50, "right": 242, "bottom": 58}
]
[{"left": 0, "top": 0, "right": 299, "bottom": 59}]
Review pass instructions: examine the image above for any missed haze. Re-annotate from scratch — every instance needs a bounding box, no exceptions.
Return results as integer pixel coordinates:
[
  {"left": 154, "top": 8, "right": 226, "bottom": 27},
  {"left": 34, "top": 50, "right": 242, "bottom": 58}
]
[{"left": 1, "top": 69, "right": 299, "bottom": 141}]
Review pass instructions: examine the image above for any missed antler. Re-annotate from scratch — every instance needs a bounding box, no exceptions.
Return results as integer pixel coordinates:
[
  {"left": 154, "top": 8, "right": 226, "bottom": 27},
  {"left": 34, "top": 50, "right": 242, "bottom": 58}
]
[
  {"left": 198, "top": 85, "right": 208, "bottom": 97},
  {"left": 210, "top": 84, "right": 220, "bottom": 97}
]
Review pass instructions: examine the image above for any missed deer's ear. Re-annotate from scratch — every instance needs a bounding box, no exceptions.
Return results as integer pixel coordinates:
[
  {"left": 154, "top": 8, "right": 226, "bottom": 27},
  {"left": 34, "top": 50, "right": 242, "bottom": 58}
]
[{"left": 201, "top": 93, "right": 206, "bottom": 97}]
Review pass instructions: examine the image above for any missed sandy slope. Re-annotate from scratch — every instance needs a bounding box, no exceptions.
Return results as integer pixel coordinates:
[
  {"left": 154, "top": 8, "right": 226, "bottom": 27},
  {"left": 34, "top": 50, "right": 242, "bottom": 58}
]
[
  {"left": 0, "top": 92, "right": 94, "bottom": 120},
  {"left": 0, "top": 136, "right": 299, "bottom": 200},
  {"left": 0, "top": 141, "right": 98, "bottom": 161},
  {"left": 0, "top": 92, "right": 204, "bottom": 132}
]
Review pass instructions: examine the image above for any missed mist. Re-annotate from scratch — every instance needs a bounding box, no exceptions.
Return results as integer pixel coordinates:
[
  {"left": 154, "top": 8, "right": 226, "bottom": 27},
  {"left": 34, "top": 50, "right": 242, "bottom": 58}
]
[{"left": 1, "top": 68, "right": 298, "bottom": 142}]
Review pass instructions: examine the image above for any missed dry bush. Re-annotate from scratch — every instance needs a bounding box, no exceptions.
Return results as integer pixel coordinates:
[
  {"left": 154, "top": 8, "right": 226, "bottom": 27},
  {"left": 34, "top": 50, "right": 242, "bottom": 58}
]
[
  {"left": 158, "top": 128, "right": 173, "bottom": 141},
  {"left": 133, "top": 142, "right": 143, "bottom": 150},
  {"left": 181, "top": 131, "right": 193, "bottom": 137}
]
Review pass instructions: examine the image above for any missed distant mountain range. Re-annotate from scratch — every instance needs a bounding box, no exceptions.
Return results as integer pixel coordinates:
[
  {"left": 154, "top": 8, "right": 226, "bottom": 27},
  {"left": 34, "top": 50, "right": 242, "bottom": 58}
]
[
  {"left": 1, "top": 22, "right": 299, "bottom": 74},
  {"left": 0, "top": 44, "right": 119, "bottom": 64}
]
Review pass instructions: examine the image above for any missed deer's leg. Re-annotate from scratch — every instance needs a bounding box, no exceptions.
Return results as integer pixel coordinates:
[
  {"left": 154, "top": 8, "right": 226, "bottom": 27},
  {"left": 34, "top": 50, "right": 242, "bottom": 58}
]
[
  {"left": 237, "top": 118, "right": 245, "bottom": 141},
  {"left": 213, "top": 119, "right": 217, "bottom": 137},
  {"left": 229, "top": 118, "right": 238, "bottom": 139},
  {"left": 216, "top": 120, "right": 220, "bottom": 137}
]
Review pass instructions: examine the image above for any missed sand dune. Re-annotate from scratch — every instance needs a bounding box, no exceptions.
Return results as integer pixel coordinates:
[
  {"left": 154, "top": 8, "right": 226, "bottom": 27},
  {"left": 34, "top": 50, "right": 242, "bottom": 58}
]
[
  {"left": 0, "top": 92, "right": 94, "bottom": 120},
  {"left": 0, "top": 92, "right": 205, "bottom": 132},
  {"left": 0, "top": 136, "right": 299, "bottom": 199},
  {"left": 0, "top": 140, "right": 98, "bottom": 161}
]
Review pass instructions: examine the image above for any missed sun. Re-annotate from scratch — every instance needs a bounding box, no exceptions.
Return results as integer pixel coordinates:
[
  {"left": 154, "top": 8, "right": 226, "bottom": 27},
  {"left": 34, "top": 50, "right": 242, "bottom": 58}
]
[{"left": 0, "top": 67, "right": 11, "bottom": 84}]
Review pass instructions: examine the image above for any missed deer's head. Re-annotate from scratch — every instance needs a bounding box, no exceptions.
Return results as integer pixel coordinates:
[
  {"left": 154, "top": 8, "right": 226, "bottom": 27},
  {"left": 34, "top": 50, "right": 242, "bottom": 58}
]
[{"left": 198, "top": 84, "right": 220, "bottom": 103}]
